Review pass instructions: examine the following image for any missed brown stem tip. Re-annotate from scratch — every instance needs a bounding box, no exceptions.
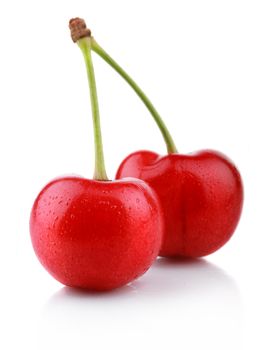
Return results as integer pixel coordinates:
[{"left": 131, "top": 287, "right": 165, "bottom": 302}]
[{"left": 69, "top": 18, "right": 91, "bottom": 43}]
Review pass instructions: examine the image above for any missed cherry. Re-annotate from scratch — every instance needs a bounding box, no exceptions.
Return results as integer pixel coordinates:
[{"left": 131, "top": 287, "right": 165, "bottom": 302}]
[
  {"left": 30, "top": 176, "right": 163, "bottom": 289},
  {"left": 30, "top": 18, "right": 163, "bottom": 290},
  {"left": 116, "top": 150, "right": 243, "bottom": 257},
  {"left": 87, "top": 27, "right": 244, "bottom": 257}
]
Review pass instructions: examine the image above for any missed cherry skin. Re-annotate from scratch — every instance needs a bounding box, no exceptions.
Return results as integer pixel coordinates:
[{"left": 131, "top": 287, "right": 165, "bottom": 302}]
[
  {"left": 116, "top": 150, "right": 243, "bottom": 258},
  {"left": 30, "top": 176, "right": 163, "bottom": 290}
]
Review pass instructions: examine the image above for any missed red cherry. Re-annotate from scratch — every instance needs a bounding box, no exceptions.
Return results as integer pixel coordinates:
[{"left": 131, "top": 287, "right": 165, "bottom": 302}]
[
  {"left": 88, "top": 36, "right": 244, "bottom": 257},
  {"left": 116, "top": 150, "right": 243, "bottom": 258},
  {"left": 30, "top": 19, "right": 163, "bottom": 290},
  {"left": 30, "top": 176, "right": 163, "bottom": 290}
]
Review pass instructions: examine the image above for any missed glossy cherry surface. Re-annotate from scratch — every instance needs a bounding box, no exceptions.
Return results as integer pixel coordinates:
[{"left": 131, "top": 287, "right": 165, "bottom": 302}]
[
  {"left": 30, "top": 176, "right": 163, "bottom": 290},
  {"left": 116, "top": 150, "right": 243, "bottom": 258}
]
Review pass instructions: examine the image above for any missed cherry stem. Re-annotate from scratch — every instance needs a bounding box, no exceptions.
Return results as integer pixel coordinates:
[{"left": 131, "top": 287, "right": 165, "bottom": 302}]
[
  {"left": 77, "top": 37, "right": 108, "bottom": 180},
  {"left": 91, "top": 39, "right": 178, "bottom": 154}
]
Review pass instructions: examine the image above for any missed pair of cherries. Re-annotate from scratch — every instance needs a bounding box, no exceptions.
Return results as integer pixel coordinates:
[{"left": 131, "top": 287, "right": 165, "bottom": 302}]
[{"left": 30, "top": 18, "right": 243, "bottom": 291}]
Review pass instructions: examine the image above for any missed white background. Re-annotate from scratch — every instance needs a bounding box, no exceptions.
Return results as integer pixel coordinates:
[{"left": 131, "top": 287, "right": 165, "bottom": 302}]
[{"left": 0, "top": 1, "right": 269, "bottom": 349}]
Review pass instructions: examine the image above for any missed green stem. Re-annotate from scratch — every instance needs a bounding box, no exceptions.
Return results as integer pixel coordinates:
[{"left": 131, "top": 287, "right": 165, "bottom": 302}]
[
  {"left": 91, "top": 39, "right": 178, "bottom": 154},
  {"left": 77, "top": 37, "right": 108, "bottom": 180}
]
